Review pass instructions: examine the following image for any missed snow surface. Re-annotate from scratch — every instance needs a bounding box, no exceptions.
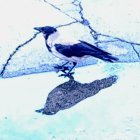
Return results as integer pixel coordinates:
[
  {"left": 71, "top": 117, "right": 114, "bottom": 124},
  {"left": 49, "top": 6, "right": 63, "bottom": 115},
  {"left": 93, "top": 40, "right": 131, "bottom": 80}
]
[{"left": 0, "top": 62, "right": 140, "bottom": 140}]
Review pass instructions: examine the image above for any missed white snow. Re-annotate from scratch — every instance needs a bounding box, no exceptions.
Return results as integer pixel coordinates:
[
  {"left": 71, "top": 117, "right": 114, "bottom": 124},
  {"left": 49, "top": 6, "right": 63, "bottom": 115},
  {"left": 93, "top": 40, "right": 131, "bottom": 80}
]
[{"left": 0, "top": 62, "right": 140, "bottom": 140}]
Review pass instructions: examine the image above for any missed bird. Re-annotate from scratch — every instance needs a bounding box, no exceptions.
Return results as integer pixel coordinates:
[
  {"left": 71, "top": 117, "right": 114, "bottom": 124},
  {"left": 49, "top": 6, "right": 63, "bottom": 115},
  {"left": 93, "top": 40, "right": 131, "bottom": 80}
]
[{"left": 34, "top": 26, "right": 118, "bottom": 79}]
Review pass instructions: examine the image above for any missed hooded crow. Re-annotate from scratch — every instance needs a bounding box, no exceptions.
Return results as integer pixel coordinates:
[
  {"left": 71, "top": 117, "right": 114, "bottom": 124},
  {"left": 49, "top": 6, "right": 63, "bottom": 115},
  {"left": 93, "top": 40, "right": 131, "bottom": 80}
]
[{"left": 34, "top": 26, "right": 118, "bottom": 79}]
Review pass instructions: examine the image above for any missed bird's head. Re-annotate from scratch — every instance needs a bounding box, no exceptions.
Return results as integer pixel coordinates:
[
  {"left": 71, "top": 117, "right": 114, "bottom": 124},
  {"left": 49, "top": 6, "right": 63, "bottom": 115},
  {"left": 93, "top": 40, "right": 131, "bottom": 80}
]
[{"left": 34, "top": 26, "right": 57, "bottom": 36}]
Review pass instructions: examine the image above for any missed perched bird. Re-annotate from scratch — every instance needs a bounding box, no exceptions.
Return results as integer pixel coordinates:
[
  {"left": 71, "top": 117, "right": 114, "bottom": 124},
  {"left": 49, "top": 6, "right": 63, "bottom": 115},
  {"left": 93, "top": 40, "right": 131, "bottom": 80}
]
[{"left": 34, "top": 26, "right": 118, "bottom": 79}]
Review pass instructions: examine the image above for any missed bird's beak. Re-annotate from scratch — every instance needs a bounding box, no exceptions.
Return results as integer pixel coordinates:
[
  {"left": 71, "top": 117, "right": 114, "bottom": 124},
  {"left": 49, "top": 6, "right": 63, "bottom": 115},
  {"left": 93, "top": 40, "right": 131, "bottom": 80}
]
[{"left": 34, "top": 27, "right": 42, "bottom": 32}]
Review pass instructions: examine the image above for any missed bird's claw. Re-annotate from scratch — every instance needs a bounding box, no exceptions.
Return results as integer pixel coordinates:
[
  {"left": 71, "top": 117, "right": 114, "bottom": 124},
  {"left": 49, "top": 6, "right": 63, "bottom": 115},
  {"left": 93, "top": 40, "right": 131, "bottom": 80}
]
[{"left": 59, "top": 72, "right": 75, "bottom": 80}]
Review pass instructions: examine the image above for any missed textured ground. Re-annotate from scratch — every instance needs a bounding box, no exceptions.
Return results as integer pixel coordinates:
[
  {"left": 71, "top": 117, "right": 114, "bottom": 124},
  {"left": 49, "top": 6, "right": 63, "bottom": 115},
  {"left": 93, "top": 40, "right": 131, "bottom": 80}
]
[{"left": 0, "top": 0, "right": 140, "bottom": 139}]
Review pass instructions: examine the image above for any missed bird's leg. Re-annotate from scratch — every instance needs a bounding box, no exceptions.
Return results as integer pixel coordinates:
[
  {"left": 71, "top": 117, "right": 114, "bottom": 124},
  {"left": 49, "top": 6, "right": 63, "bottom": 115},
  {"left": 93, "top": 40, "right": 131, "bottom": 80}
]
[
  {"left": 54, "top": 61, "right": 70, "bottom": 73},
  {"left": 59, "top": 62, "right": 77, "bottom": 79},
  {"left": 67, "top": 62, "right": 77, "bottom": 74}
]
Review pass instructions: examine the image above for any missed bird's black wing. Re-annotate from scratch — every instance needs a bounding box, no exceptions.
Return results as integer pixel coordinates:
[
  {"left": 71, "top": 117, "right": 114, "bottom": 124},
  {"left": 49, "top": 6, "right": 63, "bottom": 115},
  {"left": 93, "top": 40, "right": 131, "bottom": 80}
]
[
  {"left": 54, "top": 43, "right": 87, "bottom": 57},
  {"left": 55, "top": 41, "right": 118, "bottom": 62}
]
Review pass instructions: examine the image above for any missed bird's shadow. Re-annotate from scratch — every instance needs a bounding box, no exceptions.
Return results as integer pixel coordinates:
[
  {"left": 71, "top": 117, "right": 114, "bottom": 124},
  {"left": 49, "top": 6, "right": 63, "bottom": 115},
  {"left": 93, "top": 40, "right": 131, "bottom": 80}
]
[{"left": 36, "top": 75, "right": 118, "bottom": 115}]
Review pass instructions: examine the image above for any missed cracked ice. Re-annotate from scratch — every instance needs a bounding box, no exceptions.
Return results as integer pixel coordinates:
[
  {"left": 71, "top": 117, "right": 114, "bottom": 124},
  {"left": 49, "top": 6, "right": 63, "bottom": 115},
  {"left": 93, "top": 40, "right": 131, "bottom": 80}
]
[{"left": 0, "top": 0, "right": 140, "bottom": 77}]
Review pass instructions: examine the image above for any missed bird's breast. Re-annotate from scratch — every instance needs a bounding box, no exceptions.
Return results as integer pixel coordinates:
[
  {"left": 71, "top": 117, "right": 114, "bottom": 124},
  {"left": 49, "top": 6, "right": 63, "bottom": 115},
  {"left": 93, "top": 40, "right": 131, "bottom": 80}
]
[{"left": 47, "top": 31, "right": 86, "bottom": 62}]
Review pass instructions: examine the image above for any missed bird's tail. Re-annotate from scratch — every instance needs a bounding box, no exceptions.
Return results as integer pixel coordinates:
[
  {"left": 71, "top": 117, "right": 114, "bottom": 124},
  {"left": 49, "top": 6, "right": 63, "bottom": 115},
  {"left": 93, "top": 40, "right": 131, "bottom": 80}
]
[
  {"left": 96, "top": 53, "right": 118, "bottom": 63},
  {"left": 79, "top": 40, "right": 119, "bottom": 63},
  {"left": 89, "top": 48, "right": 119, "bottom": 63}
]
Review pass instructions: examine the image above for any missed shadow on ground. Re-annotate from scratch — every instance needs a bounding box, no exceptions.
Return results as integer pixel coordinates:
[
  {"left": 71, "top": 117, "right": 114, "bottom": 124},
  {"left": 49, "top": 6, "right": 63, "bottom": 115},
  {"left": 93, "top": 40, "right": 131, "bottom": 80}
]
[{"left": 36, "top": 75, "right": 118, "bottom": 115}]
